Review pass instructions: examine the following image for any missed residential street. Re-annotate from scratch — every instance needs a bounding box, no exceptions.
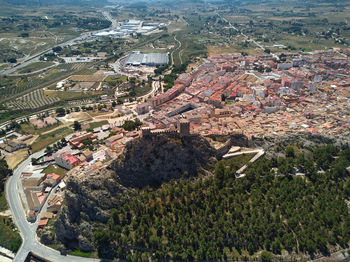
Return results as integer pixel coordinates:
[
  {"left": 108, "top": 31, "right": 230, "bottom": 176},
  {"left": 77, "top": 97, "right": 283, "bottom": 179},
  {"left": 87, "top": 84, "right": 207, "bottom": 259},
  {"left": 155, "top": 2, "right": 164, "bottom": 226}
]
[{"left": 6, "top": 144, "right": 101, "bottom": 262}]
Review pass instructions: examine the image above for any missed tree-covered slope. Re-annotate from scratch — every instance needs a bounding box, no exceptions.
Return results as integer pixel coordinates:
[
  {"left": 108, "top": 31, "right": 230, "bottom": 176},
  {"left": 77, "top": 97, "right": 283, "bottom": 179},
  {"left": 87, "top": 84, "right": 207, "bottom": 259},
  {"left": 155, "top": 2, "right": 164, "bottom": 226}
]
[{"left": 94, "top": 145, "right": 350, "bottom": 261}]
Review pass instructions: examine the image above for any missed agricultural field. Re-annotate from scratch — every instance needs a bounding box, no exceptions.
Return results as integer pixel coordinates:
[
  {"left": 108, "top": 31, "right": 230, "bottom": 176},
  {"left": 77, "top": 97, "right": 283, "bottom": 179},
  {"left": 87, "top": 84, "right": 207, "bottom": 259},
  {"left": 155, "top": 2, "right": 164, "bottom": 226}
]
[
  {"left": 0, "top": 63, "right": 91, "bottom": 103},
  {"left": 13, "top": 62, "right": 55, "bottom": 75},
  {"left": 44, "top": 90, "right": 107, "bottom": 102},
  {"left": 0, "top": 4, "right": 111, "bottom": 62},
  {"left": 220, "top": 0, "right": 350, "bottom": 52},
  {"left": 5, "top": 89, "right": 60, "bottom": 110}
]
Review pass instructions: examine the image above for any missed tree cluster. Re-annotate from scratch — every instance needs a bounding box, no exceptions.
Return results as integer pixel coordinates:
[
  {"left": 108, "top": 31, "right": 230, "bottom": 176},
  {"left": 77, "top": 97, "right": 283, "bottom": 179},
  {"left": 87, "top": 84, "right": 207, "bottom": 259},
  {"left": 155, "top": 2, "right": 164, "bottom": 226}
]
[{"left": 92, "top": 145, "right": 350, "bottom": 260}]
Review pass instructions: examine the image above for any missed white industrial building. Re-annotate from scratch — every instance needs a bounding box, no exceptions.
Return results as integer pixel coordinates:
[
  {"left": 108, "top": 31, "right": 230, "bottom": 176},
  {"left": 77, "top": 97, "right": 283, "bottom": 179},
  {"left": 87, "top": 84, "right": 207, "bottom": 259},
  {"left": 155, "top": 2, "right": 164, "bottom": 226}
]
[{"left": 125, "top": 51, "right": 169, "bottom": 66}]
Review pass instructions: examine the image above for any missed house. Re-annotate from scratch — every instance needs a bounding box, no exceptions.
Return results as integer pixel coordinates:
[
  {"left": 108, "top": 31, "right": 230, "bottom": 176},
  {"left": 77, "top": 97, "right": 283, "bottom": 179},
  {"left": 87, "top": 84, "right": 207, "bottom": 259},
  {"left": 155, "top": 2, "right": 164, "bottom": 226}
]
[
  {"left": 37, "top": 218, "right": 48, "bottom": 230},
  {"left": 55, "top": 153, "right": 80, "bottom": 170},
  {"left": 18, "top": 134, "right": 33, "bottom": 141},
  {"left": 41, "top": 212, "right": 54, "bottom": 220},
  {"left": 105, "top": 134, "right": 123, "bottom": 147},
  {"left": 137, "top": 103, "right": 150, "bottom": 115},
  {"left": 47, "top": 195, "right": 64, "bottom": 213},
  {"left": 27, "top": 210, "right": 36, "bottom": 222},
  {"left": 82, "top": 149, "right": 93, "bottom": 161},
  {"left": 0, "top": 140, "right": 26, "bottom": 153},
  {"left": 45, "top": 173, "right": 61, "bottom": 186},
  {"left": 25, "top": 189, "right": 47, "bottom": 212},
  {"left": 69, "top": 132, "right": 97, "bottom": 148}
]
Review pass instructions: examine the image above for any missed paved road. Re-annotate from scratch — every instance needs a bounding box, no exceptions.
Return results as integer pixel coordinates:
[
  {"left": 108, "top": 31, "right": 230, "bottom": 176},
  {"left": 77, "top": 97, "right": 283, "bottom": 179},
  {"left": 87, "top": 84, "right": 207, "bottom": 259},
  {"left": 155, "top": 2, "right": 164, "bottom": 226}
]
[
  {"left": 102, "top": 11, "right": 118, "bottom": 29},
  {"left": 10, "top": 62, "right": 59, "bottom": 77},
  {"left": 223, "top": 148, "right": 265, "bottom": 176},
  {"left": 0, "top": 9, "right": 119, "bottom": 77},
  {"left": 6, "top": 146, "right": 101, "bottom": 262}
]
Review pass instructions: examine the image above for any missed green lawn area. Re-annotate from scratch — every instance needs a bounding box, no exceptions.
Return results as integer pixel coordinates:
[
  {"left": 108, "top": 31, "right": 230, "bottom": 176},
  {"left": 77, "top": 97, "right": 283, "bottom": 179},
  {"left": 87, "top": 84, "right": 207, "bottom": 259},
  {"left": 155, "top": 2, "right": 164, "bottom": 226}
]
[
  {"left": 0, "top": 216, "right": 22, "bottom": 252},
  {"left": 15, "top": 62, "right": 55, "bottom": 74},
  {"left": 45, "top": 90, "right": 107, "bottom": 101},
  {"left": 135, "top": 84, "right": 152, "bottom": 97},
  {"left": 31, "top": 126, "right": 74, "bottom": 152},
  {"left": 68, "top": 250, "right": 96, "bottom": 258},
  {"left": 42, "top": 164, "right": 68, "bottom": 177},
  {"left": 48, "top": 243, "right": 61, "bottom": 250},
  {"left": 86, "top": 120, "right": 109, "bottom": 130},
  {"left": 0, "top": 192, "right": 8, "bottom": 212},
  {"left": 103, "top": 75, "right": 128, "bottom": 88}
]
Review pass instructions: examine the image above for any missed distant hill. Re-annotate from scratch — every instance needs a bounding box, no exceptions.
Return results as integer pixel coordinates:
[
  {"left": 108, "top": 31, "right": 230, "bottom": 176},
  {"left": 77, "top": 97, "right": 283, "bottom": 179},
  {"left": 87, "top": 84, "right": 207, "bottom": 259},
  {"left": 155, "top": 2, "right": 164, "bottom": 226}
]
[{"left": 2, "top": 0, "right": 109, "bottom": 6}]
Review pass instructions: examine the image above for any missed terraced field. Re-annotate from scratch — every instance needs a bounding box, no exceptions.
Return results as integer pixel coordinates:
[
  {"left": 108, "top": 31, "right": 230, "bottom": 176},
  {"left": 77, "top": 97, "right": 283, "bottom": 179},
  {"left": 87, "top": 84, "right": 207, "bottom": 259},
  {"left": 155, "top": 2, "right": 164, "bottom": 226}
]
[
  {"left": 5, "top": 89, "right": 60, "bottom": 110},
  {"left": 0, "top": 63, "right": 90, "bottom": 103}
]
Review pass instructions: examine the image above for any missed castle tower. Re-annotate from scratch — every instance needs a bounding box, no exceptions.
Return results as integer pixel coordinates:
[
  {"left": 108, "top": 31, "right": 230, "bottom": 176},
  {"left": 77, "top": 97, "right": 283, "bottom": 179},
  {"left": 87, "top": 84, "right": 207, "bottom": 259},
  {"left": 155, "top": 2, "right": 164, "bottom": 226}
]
[
  {"left": 178, "top": 119, "right": 190, "bottom": 136},
  {"left": 141, "top": 127, "right": 151, "bottom": 137}
]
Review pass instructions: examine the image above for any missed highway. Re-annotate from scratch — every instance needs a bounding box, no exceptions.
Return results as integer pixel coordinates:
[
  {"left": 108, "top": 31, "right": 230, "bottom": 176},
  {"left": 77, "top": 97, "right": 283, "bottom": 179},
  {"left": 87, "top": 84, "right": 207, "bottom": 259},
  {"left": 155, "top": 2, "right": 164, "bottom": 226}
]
[
  {"left": 0, "top": 36, "right": 87, "bottom": 76},
  {"left": 6, "top": 146, "right": 101, "bottom": 262},
  {"left": 10, "top": 62, "right": 59, "bottom": 77},
  {"left": 0, "top": 9, "right": 119, "bottom": 77}
]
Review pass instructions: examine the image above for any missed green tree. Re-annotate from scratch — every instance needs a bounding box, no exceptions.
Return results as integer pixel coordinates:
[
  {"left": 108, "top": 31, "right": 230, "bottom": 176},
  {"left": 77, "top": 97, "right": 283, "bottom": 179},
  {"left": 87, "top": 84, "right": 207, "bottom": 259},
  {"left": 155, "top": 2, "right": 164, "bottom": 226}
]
[
  {"left": 73, "top": 121, "right": 81, "bottom": 131},
  {"left": 214, "top": 161, "right": 225, "bottom": 188},
  {"left": 286, "top": 146, "right": 295, "bottom": 158},
  {"left": 0, "top": 158, "right": 12, "bottom": 191},
  {"left": 56, "top": 108, "right": 65, "bottom": 116},
  {"left": 272, "top": 239, "right": 281, "bottom": 254},
  {"left": 261, "top": 251, "right": 273, "bottom": 262}
]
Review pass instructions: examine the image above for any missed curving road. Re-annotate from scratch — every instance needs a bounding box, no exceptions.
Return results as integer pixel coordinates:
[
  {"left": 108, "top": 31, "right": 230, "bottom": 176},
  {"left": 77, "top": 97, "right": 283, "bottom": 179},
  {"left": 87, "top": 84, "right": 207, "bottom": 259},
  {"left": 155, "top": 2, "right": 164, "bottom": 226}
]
[
  {"left": 10, "top": 62, "right": 59, "bottom": 77},
  {"left": 171, "top": 35, "right": 182, "bottom": 65},
  {"left": 6, "top": 147, "right": 101, "bottom": 262},
  {"left": 0, "top": 9, "right": 120, "bottom": 77}
]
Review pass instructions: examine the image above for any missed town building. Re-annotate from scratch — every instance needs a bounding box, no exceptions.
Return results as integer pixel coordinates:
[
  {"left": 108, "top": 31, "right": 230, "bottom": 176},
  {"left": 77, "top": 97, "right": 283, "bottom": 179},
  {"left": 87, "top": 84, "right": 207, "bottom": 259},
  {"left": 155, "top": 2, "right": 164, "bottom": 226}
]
[
  {"left": 69, "top": 132, "right": 97, "bottom": 148},
  {"left": 0, "top": 140, "right": 26, "bottom": 152},
  {"left": 55, "top": 153, "right": 80, "bottom": 170}
]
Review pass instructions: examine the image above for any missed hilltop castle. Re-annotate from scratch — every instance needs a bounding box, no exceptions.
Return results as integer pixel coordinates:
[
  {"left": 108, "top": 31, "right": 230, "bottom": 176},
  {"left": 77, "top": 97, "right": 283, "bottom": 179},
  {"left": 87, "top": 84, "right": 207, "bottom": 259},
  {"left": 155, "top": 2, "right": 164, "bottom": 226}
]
[{"left": 142, "top": 118, "right": 190, "bottom": 138}]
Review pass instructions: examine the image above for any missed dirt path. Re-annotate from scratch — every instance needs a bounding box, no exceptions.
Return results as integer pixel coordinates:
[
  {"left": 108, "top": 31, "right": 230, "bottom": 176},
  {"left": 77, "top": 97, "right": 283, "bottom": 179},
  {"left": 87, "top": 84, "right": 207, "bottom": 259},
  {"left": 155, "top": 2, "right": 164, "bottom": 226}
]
[{"left": 171, "top": 35, "right": 183, "bottom": 65}]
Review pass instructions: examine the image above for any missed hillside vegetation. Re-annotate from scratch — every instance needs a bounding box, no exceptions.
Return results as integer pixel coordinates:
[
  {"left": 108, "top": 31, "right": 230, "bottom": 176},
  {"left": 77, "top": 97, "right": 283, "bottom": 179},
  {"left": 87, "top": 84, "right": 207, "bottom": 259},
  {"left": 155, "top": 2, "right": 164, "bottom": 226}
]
[
  {"left": 94, "top": 145, "right": 350, "bottom": 260},
  {"left": 0, "top": 158, "right": 22, "bottom": 252}
]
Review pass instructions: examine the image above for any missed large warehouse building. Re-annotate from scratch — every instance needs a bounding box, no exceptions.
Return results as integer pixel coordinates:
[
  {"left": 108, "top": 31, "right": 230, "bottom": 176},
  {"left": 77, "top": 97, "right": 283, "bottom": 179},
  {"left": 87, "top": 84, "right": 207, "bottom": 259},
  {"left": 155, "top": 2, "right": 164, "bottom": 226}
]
[{"left": 125, "top": 52, "right": 168, "bottom": 66}]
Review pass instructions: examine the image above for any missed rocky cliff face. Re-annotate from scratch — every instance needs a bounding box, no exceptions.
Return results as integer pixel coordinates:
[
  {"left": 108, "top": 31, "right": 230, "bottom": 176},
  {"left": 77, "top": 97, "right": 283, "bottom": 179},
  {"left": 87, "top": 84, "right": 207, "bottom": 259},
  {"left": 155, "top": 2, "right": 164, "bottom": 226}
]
[
  {"left": 52, "top": 168, "right": 127, "bottom": 251},
  {"left": 48, "top": 133, "right": 217, "bottom": 251},
  {"left": 111, "top": 134, "right": 217, "bottom": 188}
]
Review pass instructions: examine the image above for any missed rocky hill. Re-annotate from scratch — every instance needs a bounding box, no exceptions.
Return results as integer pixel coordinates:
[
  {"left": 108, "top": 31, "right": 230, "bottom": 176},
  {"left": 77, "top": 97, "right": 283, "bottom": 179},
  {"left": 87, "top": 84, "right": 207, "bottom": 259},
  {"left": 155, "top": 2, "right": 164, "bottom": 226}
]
[
  {"left": 42, "top": 131, "right": 350, "bottom": 253},
  {"left": 44, "top": 133, "right": 217, "bottom": 251},
  {"left": 111, "top": 134, "right": 217, "bottom": 188}
]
